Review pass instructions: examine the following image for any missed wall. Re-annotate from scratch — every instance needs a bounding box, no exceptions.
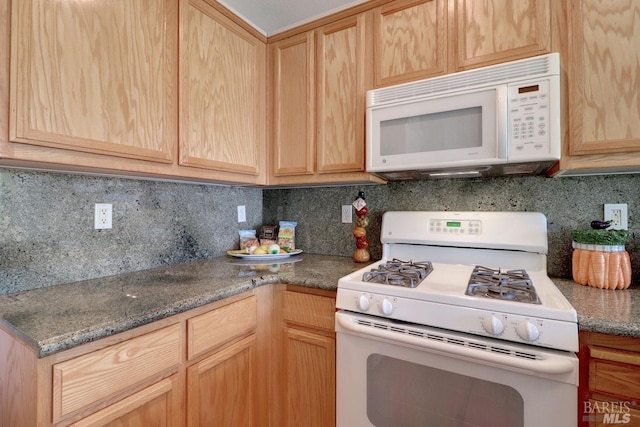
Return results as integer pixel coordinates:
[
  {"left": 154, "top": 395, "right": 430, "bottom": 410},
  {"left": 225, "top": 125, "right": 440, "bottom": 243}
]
[
  {"left": 0, "top": 168, "right": 263, "bottom": 294},
  {"left": 263, "top": 174, "right": 639, "bottom": 284}
]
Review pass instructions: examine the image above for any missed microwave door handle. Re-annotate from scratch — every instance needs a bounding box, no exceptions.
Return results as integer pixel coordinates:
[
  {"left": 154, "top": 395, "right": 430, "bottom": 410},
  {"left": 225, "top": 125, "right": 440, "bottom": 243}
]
[
  {"left": 496, "top": 85, "right": 508, "bottom": 159},
  {"left": 336, "top": 311, "right": 575, "bottom": 375}
]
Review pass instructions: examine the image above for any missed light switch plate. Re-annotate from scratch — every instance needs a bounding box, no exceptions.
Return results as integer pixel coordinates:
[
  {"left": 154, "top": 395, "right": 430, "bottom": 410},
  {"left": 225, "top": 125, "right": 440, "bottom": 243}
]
[
  {"left": 341, "top": 205, "right": 352, "bottom": 223},
  {"left": 237, "top": 205, "right": 246, "bottom": 223}
]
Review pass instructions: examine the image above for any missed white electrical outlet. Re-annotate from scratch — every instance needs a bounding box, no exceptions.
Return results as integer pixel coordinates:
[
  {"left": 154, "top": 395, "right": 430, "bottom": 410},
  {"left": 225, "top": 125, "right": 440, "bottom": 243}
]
[
  {"left": 341, "top": 205, "right": 352, "bottom": 223},
  {"left": 94, "top": 203, "right": 112, "bottom": 229},
  {"left": 604, "top": 203, "right": 628, "bottom": 230},
  {"left": 237, "top": 205, "right": 246, "bottom": 223}
]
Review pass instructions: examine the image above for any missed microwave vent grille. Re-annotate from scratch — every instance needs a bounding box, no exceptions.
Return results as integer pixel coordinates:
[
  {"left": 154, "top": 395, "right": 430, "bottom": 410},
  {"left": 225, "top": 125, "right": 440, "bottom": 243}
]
[{"left": 368, "top": 53, "right": 558, "bottom": 107}]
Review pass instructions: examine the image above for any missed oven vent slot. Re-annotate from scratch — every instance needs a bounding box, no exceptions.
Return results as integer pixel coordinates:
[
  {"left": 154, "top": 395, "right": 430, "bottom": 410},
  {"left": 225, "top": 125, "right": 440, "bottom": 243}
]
[
  {"left": 514, "top": 351, "right": 538, "bottom": 360},
  {"left": 468, "top": 342, "right": 488, "bottom": 351},
  {"left": 353, "top": 318, "right": 540, "bottom": 361},
  {"left": 490, "top": 347, "right": 511, "bottom": 355}
]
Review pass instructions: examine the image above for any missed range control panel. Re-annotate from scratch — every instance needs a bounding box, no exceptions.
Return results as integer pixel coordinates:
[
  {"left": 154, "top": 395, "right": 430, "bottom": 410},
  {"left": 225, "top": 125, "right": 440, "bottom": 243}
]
[{"left": 429, "top": 219, "right": 482, "bottom": 235}]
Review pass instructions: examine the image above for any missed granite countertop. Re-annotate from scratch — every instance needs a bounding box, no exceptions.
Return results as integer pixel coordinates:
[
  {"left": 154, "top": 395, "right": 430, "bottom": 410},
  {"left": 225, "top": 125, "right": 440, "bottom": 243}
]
[
  {"left": 1, "top": 254, "right": 639, "bottom": 359},
  {"left": 0, "top": 254, "right": 365, "bottom": 358}
]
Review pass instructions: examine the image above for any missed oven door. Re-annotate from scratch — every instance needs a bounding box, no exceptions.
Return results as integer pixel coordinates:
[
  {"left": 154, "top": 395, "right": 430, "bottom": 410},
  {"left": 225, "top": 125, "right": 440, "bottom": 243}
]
[{"left": 336, "top": 310, "right": 577, "bottom": 427}]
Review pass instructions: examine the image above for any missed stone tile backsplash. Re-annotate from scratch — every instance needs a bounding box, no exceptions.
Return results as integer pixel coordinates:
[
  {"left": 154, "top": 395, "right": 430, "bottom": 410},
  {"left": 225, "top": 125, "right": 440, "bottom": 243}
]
[
  {"left": 263, "top": 174, "right": 639, "bottom": 285},
  {"left": 0, "top": 169, "right": 262, "bottom": 293},
  {"left": 2, "top": 168, "right": 638, "bottom": 293}
]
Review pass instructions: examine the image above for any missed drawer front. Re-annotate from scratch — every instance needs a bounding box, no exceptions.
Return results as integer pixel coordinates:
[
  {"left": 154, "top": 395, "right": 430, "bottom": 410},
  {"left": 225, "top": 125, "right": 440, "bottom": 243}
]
[
  {"left": 53, "top": 323, "right": 181, "bottom": 423},
  {"left": 283, "top": 290, "right": 335, "bottom": 331},
  {"left": 187, "top": 295, "right": 257, "bottom": 360},
  {"left": 589, "top": 345, "right": 640, "bottom": 398}
]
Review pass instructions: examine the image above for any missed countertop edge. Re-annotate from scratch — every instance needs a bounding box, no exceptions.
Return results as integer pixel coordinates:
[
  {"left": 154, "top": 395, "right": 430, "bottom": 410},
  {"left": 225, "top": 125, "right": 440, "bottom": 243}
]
[{"left": 2, "top": 256, "right": 639, "bottom": 359}]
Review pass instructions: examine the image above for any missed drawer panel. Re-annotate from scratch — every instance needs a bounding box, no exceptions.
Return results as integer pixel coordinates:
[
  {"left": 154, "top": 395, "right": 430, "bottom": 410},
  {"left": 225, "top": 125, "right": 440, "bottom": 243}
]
[
  {"left": 53, "top": 323, "right": 181, "bottom": 423},
  {"left": 589, "top": 345, "right": 640, "bottom": 398},
  {"left": 187, "top": 295, "right": 257, "bottom": 360},
  {"left": 283, "top": 290, "right": 335, "bottom": 331}
]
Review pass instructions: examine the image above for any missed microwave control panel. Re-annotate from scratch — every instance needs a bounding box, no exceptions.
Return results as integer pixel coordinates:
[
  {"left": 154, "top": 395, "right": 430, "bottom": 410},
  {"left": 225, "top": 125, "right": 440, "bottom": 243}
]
[{"left": 508, "top": 79, "right": 551, "bottom": 155}]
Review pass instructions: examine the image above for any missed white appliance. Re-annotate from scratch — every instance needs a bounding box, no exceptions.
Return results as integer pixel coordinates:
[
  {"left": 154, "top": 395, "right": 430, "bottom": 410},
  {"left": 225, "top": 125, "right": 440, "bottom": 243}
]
[
  {"left": 336, "top": 211, "right": 578, "bottom": 427},
  {"left": 366, "top": 54, "right": 560, "bottom": 180}
]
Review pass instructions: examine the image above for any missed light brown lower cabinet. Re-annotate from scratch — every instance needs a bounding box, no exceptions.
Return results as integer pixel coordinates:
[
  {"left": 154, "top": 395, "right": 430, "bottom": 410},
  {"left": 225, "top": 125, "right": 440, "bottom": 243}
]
[
  {"left": 0, "top": 285, "right": 336, "bottom": 427},
  {"left": 578, "top": 331, "right": 640, "bottom": 427},
  {"left": 274, "top": 286, "right": 337, "bottom": 427},
  {"left": 68, "top": 375, "right": 182, "bottom": 427}
]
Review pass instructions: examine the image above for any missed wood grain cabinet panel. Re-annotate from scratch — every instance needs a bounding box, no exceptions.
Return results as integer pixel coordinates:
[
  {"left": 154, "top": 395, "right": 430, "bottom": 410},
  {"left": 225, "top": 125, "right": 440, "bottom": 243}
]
[
  {"left": 179, "top": 0, "right": 266, "bottom": 178},
  {"left": 187, "top": 295, "right": 257, "bottom": 360},
  {"left": 283, "top": 290, "right": 336, "bottom": 331},
  {"left": 276, "top": 288, "right": 337, "bottom": 427},
  {"left": 283, "top": 328, "right": 335, "bottom": 427},
  {"left": 187, "top": 335, "right": 258, "bottom": 427},
  {"left": 52, "top": 324, "right": 181, "bottom": 423},
  {"left": 455, "top": 0, "right": 550, "bottom": 70},
  {"left": 69, "top": 375, "right": 182, "bottom": 427},
  {"left": 567, "top": 0, "right": 640, "bottom": 157},
  {"left": 268, "top": 14, "right": 384, "bottom": 186},
  {"left": 372, "top": 0, "right": 448, "bottom": 87},
  {"left": 9, "top": 0, "right": 176, "bottom": 163},
  {"left": 316, "top": 15, "right": 367, "bottom": 174},
  {"left": 578, "top": 331, "right": 640, "bottom": 427},
  {"left": 270, "top": 32, "right": 316, "bottom": 177}
]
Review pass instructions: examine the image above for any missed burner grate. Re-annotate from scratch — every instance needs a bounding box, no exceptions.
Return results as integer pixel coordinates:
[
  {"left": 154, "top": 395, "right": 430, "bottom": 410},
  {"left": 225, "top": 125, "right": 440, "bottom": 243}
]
[
  {"left": 466, "top": 265, "right": 541, "bottom": 304},
  {"left": 362, "top": 259, "right": 433, "bottom": 288}
]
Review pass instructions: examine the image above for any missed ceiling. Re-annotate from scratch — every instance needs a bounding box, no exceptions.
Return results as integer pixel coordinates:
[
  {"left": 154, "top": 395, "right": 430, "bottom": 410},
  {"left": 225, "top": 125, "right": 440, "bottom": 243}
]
[{"left": 218, "top": 0, "right": 369, "bottom": 36}]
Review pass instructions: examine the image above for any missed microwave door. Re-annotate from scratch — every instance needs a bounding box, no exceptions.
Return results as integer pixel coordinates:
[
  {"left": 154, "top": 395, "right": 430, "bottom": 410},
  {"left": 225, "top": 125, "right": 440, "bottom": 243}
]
[{"left": 367, "top": 87, "right": 508, "bottom": 172}]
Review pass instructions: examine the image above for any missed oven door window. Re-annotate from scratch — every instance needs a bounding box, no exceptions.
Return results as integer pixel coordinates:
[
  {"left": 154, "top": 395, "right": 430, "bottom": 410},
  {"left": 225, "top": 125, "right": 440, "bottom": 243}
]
[{"left": 367, "top": 354, "right": 523, "bottom": 427}]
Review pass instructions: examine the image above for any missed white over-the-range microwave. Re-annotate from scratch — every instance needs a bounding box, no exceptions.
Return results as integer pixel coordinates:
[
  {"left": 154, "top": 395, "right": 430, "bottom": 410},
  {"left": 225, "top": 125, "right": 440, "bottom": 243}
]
[{"left": 366, "top": 53, "right": 560, "bottom": 180}]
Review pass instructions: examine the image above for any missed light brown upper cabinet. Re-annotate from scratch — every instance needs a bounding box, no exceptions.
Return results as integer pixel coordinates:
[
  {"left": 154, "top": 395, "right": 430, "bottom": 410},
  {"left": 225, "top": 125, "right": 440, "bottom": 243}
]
[
  {"left": 3, "top": 0, "right": 267, "bottom": 185},
  {"left": 179, "top": 0, "right": 267, "bottom": 182},
  {"left": 9, "top": 0, "right": 176, "bottom": 163},
  {"left": 556, "top": 0, "right": 640, "bottom": 175},
  {"left": 370, "top": 0, "right": 551, "bottom": 86},
  {"left": 316, "top": 16, "right": 367, "bottom": 175},
  {"left": 270, "top": 32, "right": 316, "bottom": 177},
  {"left": 269, "top": 14, "right": 385, "bottom": 186},
  {"left": 371, "top": 0, "right": 448, "bottom": 88},
  {"left": 455, "top": 0, "right": 551, "bottom": 70}
]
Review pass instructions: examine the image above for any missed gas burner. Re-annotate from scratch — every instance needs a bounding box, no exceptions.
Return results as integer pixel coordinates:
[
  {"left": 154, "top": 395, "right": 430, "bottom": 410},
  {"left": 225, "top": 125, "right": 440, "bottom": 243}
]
[
  {"left": 466, "top": 265, "right": 541, "bottom": 304},
  {"left": 362, "top": 259, "right": 433, "bottom": 288}
]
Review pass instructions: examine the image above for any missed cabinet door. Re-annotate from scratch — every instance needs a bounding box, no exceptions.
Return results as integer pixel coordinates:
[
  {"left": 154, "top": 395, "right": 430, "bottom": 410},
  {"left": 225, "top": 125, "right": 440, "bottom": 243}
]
[
  {"left": 187, "top": 335, "right": 257, "bottom": 427},
  {"left": 9, "top": 0, "right": 176, "bottom": 163},
  {"left": 179, "top": 0, "right": 266, "bottom": 177},
  {"left": 372, "top": 0, "right": 448, "bottom": 87},
  {"left": 455, "top": 0, "right": 550, "bottom": 70},
  {"left": 316, "top": 15, "right": 367, "bottom": 174},
  {"left": 283, "top": 328, "right": 335, "bottom": 427},
  {"left": 52, "top": 324, "right": 181, "bottom": 423},
  {"left": 270, "top": 33, "right": 316, "bottom": 177},
  {"left": 69, "top": 375, "right": 182, "bottom": 427},
  {"left": 568, "top": 0, "right": 640, "bottom": 157}
]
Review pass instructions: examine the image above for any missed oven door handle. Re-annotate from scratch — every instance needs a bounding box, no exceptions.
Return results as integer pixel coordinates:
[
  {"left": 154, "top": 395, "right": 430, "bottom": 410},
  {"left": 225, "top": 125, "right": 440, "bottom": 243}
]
[{"left": 336, "top": 312, "right": 575, "bottom": 375}]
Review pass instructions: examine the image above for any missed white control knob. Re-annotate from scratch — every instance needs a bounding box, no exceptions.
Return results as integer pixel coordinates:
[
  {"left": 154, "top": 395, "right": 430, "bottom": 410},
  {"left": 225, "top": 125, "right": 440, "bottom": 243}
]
[
  {"left": 357, "top": 295, "right": 370, "bottom": 311},
  {"left": 516, "top": 321, "right": 540, "bottom": 341},
  {"left": 381, "top": 299, "right": 394, "bottom": 316},
  {"left": 481, "top": 315, "right": 504, "bottom": 336}
]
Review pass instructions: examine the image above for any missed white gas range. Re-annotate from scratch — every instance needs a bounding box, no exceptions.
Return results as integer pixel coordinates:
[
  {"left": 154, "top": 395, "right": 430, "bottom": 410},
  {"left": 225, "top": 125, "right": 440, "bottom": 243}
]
[
  {"left": 335, "top": 211, "right": 579, "bottom": 427},
  {"left": 337, "top": 210, "right": 578, "bottom": 352}
]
